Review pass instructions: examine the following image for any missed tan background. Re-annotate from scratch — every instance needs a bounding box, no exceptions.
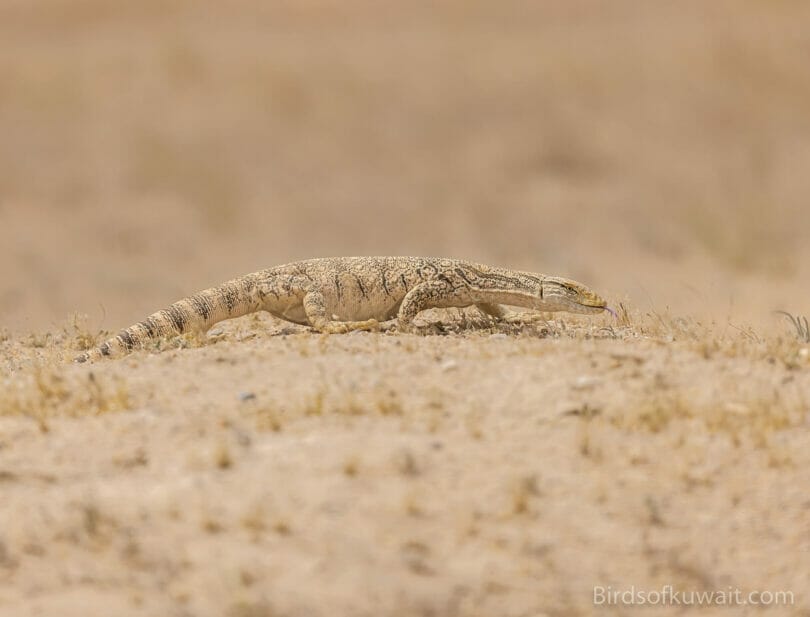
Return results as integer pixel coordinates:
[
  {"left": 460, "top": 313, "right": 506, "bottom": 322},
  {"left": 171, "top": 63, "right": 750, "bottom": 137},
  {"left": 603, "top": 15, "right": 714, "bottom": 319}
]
[
  {"left": 2, "top": 3, "right": 810, "bottom": 617},
  {"left": 2, "top": 0, "right": 809, "bottom": 333}
]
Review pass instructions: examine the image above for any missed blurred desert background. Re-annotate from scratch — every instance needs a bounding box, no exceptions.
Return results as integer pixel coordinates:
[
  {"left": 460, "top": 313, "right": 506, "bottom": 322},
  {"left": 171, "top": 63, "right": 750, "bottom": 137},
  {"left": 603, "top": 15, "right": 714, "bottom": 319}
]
[
  {"left": 2, "top": 0, "right": 810, "bottom": 330},
  {"left": 1, "top": 1, "right": 809, "bottom": 616}
]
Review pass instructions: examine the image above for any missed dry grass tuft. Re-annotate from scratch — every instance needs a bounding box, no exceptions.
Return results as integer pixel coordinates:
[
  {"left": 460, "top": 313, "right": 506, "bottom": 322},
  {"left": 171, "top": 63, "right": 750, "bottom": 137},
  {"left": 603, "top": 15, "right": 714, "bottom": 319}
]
[
  {"left": 227, "top": 601, "right": 275, "bottom": 617},
  {"left": 510, "top": 475, "right": 541, "bottom": 516},
  {"left": 241, "top": 506, "right": 267, "bottom": 537},
  {"left": 65, "top": 313, "right": 104, "bottom": 353},
  {"left": 613, "top": 388, "right": 806, "bottom": 449},
  {"left": 215, "top": 442, "right": 234, "bottom": 469},
  {"left": 776, "top": 311, "right": 810, "bottom": 343},
  {"left": 342, "top": 456, "right": 360, "bottom": 477},
  {"left": 0, "top": 368, "right": 131, "bottom": 430},
  {"left": 612, "top": 393, "right": 693, "bottom": 434}
]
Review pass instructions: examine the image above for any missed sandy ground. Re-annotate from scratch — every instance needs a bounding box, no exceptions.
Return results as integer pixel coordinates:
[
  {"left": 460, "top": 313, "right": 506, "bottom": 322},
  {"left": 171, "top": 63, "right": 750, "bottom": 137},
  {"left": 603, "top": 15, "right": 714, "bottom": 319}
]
[
  {"left": 1, "top": 317, "right": 809, "bottom": 616},
  {"left": 2, "top": 1, "right": 810, "bottom": 615}
]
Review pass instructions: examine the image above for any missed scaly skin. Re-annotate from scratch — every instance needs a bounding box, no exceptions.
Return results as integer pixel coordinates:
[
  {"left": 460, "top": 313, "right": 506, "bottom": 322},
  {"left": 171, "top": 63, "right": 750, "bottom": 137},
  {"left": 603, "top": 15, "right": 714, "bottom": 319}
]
[{"left": 75, "top": 257, "right": 609, "bottom": 362}]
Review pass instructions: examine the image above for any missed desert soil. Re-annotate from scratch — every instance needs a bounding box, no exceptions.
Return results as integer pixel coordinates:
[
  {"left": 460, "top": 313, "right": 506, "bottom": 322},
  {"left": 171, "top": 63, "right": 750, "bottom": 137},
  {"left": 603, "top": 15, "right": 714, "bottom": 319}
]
[{"left": 2, "top": 1, "right": 810, "bottom": 616}]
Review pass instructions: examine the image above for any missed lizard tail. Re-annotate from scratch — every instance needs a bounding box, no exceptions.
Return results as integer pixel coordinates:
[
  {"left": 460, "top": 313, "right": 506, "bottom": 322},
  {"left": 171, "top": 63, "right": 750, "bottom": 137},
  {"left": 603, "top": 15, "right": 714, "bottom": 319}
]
[{"left": 74, "top": 274, "right": 265, "bottom": 363}]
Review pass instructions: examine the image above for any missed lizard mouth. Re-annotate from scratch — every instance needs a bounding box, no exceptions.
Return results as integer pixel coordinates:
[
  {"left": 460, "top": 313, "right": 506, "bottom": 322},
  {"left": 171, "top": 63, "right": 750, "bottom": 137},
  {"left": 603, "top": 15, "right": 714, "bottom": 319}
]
[
  {"left": 574, "top": 301, "right": 614, "bottom": 316},
  {"left": 575, "top": 298, "right": 607, "bottom": 308}
]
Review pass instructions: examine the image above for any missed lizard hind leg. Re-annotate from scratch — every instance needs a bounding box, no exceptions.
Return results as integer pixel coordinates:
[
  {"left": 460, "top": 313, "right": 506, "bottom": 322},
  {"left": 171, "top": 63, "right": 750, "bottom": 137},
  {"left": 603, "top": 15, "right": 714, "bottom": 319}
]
[{"left": 302, "top": 290, "right": 379, "bottom": 334}]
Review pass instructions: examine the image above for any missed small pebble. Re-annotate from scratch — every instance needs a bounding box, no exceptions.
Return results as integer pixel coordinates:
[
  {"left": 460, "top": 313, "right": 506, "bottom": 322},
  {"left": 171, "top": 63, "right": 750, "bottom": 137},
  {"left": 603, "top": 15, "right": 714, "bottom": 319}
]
[
  {"left": 239, "top": 392, "right": 256, "bottom": 402},
  {"left": 440, "top": 359, "right": 458, "bottom": 372},
  {"left": 572, "top": 376, "right": 600, "bottom": 391}
]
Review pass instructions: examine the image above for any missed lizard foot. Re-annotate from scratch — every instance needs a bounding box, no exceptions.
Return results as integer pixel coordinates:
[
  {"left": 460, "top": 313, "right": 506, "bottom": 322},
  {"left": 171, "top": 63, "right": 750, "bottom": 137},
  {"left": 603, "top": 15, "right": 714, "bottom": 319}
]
[{"left": 318, "top": 319, "right": 380, "bottom": 334}]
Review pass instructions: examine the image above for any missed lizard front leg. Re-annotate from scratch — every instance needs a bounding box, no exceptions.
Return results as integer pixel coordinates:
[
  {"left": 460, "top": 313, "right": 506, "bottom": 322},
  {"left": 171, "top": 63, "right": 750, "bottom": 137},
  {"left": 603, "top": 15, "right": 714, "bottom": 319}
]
[
  {"left": 476, "top": 302, "right": 551, "bottom": 325},
  {"left": 397, "top": 280, "right": 471, "bottom": 334},
  {"left": 302, "top": 290, "right": 380, "bottom": 334}
]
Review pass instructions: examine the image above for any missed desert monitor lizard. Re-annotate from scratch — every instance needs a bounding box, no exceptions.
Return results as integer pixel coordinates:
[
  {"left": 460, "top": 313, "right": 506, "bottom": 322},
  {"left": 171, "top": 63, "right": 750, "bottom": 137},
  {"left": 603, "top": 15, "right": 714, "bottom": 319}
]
[{"left": 75, "top": 256, "right": 609, "bottom": 362}]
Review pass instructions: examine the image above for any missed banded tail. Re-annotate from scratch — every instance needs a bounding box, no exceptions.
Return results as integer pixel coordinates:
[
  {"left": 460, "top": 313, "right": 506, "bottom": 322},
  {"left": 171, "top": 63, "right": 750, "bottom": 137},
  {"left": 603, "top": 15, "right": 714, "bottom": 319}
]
[{"left": 75, "top": 274, "right": 265, "bottom": 363}]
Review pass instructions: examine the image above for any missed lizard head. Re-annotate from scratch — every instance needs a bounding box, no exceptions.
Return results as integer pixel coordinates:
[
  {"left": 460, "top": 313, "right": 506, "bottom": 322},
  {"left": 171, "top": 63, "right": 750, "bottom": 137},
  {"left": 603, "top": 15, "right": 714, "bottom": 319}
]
[{"left": 539, "top": 276, "right": 609, "bottom": 315}]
